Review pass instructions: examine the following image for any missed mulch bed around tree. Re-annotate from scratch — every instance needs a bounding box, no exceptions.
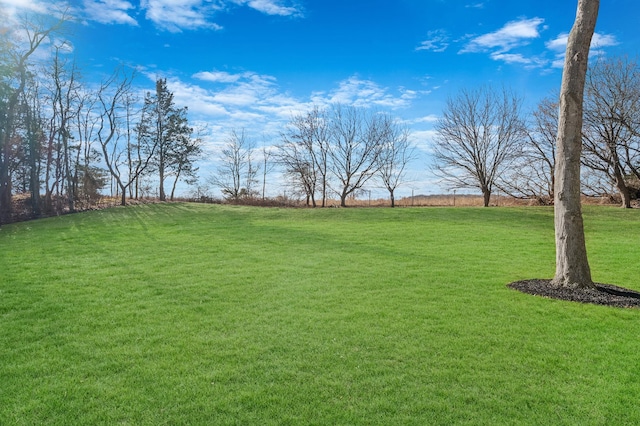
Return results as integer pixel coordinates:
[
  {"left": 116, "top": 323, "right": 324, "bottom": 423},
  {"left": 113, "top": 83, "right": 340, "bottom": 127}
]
[{"left": 508, "top": 279, "right": 640, "bottom": 309}]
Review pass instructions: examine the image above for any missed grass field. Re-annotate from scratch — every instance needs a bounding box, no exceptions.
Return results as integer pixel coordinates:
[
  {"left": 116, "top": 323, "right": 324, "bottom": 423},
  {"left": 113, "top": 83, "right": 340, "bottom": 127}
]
[{"left": 1, "top": 203, "right": 640, "bottom": 425}]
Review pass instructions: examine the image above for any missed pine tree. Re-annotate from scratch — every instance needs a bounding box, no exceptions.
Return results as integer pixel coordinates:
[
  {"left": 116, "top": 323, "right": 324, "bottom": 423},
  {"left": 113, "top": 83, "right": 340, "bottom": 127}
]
[{"left": 137, "top": 78, "right": 199, "bottom": 201}]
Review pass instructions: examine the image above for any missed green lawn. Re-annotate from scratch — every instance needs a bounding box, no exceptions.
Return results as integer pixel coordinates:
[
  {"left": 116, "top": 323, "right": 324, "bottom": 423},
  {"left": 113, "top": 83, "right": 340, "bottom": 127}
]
[{"left": 1, "top": 203, "right": 639, "bottom": 425}]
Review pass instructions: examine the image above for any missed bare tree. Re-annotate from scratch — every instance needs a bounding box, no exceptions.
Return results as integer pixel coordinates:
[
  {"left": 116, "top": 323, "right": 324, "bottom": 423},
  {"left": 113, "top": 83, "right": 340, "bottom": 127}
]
[
  {"left": 376, "top": 115, "right": 415, "bottom": 207},
  {"left": 278, "top": 107, "right": 329, "bottom": 207},
  {"left": 7, "top": 87, "right": 39, "bottom": 198},
  {"left": 432, "top": 86, "right": 527, "bottom": 207},
  {"left": 581, "top": 56, "right": 640, "bottom": 208},
  {"left": 72, "top": 82, "right": 106, "bottom": 207},
  {"left": 328, "top": 104, "right": 385, "bottom": 207},
  {"left": 279, "top": 142, "right": 316, "bottom": 205},
  {"left": 260, "top": 139, "right": 276, "bottom": 201},
  {"left": 97, "top": 68, "right": 156, "bottom": 206},
  {"left": 210, "top": 129, "right": 258, "bottom": 201},
  {"left": 0, "top": 11, "right": 68, "bottom": 223},
  {"left": 499, "top": 96, "right": 558, "bottom": 203},
  {"left": 552, "top": 0, "right": 599, "bottom": 289},
  {"left": 49, "top": 48, "right": 81, "bottom": 212},
  {"left": 122, "top": 92, "right": 141, "bottom": 200},
  {"left": 279, "top": 113, "right": 319, "bottom": 206}
]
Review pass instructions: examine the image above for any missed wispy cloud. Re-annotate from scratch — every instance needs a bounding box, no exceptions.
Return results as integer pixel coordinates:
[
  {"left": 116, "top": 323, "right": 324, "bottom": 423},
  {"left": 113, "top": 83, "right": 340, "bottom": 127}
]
[
  {"left": 187, "top": 69, "right": 303, "bottom": 137},
  {"left": 194, "top": 70, "right": 244, "bottom": 84},
  {"left": 592, "top": 33, "right": 619, "bottom": 49},
  {"left": 174, "top": 71, "right": 424, "bottom": 143},
  {"left": 194, "top": 70, "right": 280, "bottom": 108},
  {"left": 0, "top": 0, "right": 74, "bottom": 20},
  {"left": 458, "top": 17, "right": 552, "bottom": 68},
  {"left": 407, "top": 114, "right": 439, "bottom": 125},
  {"left": 83, "top": 0, "right": 137, "bottom": 26},
  {"left": 137, "top": 0, "right": 301, "bottom": 32},
  {"left": 416, "top": 30, "right": 449, "bottom": 53},
  {"left": 0, "top": 0, "right": 49, "bottom": 15},
  {"left": 140, "top": 0, "right": 224, "bottom": 32},
  {"left": 545, "top": 33, "right": 568, "bottom": 52},
  {"left": 2, "top": 0, "right": 301, "bottom": 31},
  {"left": 316, "top": 76, "right": 415, "bottom": 109},
  {"left": 546, "top": 32, "right": 619, "bottom": 68},
  {"left": 234, "top": 0, "right": 301, "bottom": 17},
  {"left": 461, "top": 17, "right": 546, "bottom": 54}
]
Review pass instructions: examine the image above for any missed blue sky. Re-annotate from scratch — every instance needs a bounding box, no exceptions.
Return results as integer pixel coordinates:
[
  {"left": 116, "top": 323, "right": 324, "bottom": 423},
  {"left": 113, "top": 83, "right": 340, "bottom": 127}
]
[{"left": 4, "top": 0, "right": 640, "bottom": 197}]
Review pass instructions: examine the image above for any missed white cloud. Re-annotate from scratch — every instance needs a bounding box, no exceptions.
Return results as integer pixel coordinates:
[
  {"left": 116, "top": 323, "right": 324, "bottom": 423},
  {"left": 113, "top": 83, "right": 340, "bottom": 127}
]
[
  {"left": 320, "top": 76, "right": 413, "bottom": 109},
  {"left": 163, "top": 77, "right": 232, "bottom": 116},
  {"left": 140, "top": 0, "right": 224, "bottom": 32},
  {"left": 546, "top": 31, "right": 619, "bottom": 68},
  {"left": 52, "top": 38, "right": 74, "bottom": 53},
  {"left": 545, "top": 33, "right": 568, "bottom": 52},
  {"left": 194, "top": 71, "right": 243, "bottom": 83},
  {"left": 462, "top": 17, "right": 545, "bottom": 54},
  {"left": 138, "top": 0, "right": 300, "bottom": 32},
  {"left": 159, "top": 71, "right": 428, "bottom": 148},
  {"left": 417, "top": 30, "right": 449, "bottom": 52},
  {"left": 408, "top": 129, "right": 438, "bottom": 152},
  {"left": 414, "top": 115, "right": 439, "bottom": 124},
  {"left": 83, "top": 0, "right": 137, "bottom": 25},
  {"left": 490, "top": 52, "right": 532, "bottom": 64},
  {"left": 210, "top": 72, "right": 279, "bottom": 107},
  {"left": 168, "top": 70, "right": 301, "bottom": 127},
  {"left": 0, "top": 0, "right": 49, "bottom": 14},
  {"left": 592, "top": 33, "right": 619, "bottom": 49},
  {"left": 2, "top": 0, "right": 301, "bottom": 31},
  {"left": 241, "top": 0, "right": 300, "bottom": 16},
  {"left": 0, "top": 0, "right": 75, "bottom": 22}
]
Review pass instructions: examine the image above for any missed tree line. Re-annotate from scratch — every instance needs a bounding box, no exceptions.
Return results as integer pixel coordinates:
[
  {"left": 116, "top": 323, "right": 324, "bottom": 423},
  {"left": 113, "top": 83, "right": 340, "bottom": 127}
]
[
  {"left": 2, "top": 11, "right": 639, "bottom": 227},
  {"left": 209, "top": 105, "right": 413, "bottom": 208},
  {"left": 211, "top": 54, "right": 640, "bottom": 210},
  {"left": 431, "top": 55, "right": 640, "bottom": 208},
  {"left": 0, "top": 14, "right": 202, "bottom": 224}
]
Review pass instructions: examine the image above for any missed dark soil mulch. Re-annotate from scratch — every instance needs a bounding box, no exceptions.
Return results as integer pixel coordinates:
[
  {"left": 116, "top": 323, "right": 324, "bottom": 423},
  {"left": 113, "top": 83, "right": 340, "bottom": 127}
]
[{"left": 508, "top": 279, "right": 640, "bottom": 309}]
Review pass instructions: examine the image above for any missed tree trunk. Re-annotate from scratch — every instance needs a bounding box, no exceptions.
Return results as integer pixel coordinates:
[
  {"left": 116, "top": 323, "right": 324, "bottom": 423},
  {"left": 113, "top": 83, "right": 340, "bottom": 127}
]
[
  {"left": 0, "top": 89, "right": 20, "bottom": 224},
  {"left": 552, "top": 0, "right": 599, "bottom": 289},
  {"left": 159, "top": 161, "right": 166, "bottom": 201},
  {"left": 339, "top": 186, "right": 352, "bottom": 207},
  {"left": 321, "top": 174, "right": 327, "bottom": 207},
  {"left": 613, "top": 171, "right": 632, "bottom": 208},
  {"left": 0, "top": 149, "right": 11, "bottom": 224},
  {"left": 610, "top": 159, "right": 632, "bottom": 208},
  {"left": 340, "top": 192, "right": 348, "bottom": 207},
  {"left": 482, "top": 188, "right": 491, "bottom": 207},
  {"left": 29, "top": 157, "right": 41, "bottom": 217}
]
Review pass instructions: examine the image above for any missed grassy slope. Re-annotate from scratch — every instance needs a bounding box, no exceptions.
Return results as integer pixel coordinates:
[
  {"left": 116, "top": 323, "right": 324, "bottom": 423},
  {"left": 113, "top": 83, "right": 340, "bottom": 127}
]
[{"left": 1, "top": 203, "right": 639, "bottom": 425}]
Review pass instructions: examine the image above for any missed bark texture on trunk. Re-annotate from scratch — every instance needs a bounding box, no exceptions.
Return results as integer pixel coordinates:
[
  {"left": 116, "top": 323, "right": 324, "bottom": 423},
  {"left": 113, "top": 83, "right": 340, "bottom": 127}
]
[
  {"left": 552, "top": 0, "right": 599, "bottom": 289},
  {"left": 482, "top": 190, "right": 491, "bottom": 208}
]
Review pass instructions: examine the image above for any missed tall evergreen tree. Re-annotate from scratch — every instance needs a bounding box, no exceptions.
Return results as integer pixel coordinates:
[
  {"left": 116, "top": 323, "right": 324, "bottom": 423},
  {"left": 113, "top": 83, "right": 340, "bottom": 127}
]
[{"left": 138, "top": 78, "right": 197, "bottom": 201}]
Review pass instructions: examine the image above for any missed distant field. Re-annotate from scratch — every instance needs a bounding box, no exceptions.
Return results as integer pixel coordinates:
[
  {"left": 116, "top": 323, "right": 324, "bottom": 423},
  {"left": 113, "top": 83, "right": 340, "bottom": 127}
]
[{"left": 1, "top": 203, "right": 639, "bottom": 425}]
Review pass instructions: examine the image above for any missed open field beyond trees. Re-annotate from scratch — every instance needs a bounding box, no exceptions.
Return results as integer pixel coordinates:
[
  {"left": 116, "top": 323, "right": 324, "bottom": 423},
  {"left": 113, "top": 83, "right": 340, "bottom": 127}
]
[{"left": 1, "top": 203, "right": 640, "bottom": 424}]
